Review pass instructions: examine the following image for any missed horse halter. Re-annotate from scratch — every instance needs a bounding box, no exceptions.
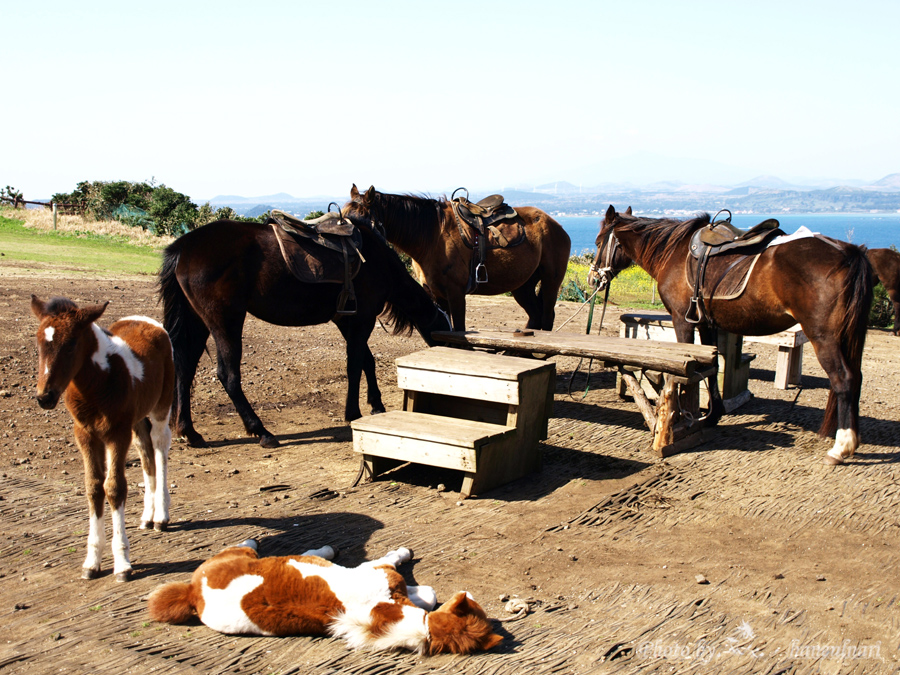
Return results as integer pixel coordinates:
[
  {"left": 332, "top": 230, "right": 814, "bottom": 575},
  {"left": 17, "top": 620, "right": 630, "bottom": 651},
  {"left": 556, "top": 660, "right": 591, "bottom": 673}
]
[{"left": 589, "top": 229, "right": 620, "bottom": 289}]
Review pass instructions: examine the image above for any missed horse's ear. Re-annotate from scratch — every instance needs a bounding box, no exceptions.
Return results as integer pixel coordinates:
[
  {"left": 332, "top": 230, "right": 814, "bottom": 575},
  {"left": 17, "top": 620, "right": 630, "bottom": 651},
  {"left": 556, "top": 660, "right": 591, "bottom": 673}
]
[
  {"left": 350, "top": 184, "right": 359, "bottom": 199},
  {"left": 364, "top": 185, "right": 376, "bottom": 203},
  {"left": 78, "top": 301, "right": 109, "bottom": 325},
  {"left": 442, "top": 591, "right": 476, "bottom": 616},
  {"left": 625, "top": 206, "right": 633, "bottom": 215},
  {"left": 605, "top": 205, "right": 617, "bottom": 222},
  {"left": 31, "top": 295, "right": 47, "bottom": 319}
]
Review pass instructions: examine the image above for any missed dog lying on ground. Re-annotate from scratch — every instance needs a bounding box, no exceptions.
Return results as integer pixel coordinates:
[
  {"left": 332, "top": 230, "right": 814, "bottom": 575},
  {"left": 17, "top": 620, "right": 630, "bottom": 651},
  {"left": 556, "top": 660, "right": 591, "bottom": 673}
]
[{"left": 147, "top": 540, "right": 502, "bottom": 655}]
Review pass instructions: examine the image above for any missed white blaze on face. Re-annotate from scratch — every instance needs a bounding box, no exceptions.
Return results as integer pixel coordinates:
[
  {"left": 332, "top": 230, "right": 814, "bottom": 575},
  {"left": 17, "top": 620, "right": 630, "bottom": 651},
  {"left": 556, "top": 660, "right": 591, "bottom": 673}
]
[
  {"left": 44, "top": 326, "right": 55, "bottom": 342},
  {"left": 91, "top": 324, "right": 144, "bottom": 381}
]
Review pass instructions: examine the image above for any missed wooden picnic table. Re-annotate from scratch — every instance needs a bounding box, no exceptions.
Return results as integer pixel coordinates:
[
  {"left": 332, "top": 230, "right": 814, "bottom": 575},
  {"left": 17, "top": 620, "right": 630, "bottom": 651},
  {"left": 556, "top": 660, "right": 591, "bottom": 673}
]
[{"left": 433, "top": 330, "right": 719, "bottom": 458}]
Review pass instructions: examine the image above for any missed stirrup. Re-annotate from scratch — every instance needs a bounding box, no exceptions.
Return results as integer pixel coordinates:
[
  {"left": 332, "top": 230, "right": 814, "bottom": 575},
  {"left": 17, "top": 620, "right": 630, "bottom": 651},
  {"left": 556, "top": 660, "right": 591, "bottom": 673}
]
[
  {"left": 684, "top": 298, "right": 701, "bottom": 324},
  {"left": 475, "top": 263, "right": 488, "bottom": 284}
]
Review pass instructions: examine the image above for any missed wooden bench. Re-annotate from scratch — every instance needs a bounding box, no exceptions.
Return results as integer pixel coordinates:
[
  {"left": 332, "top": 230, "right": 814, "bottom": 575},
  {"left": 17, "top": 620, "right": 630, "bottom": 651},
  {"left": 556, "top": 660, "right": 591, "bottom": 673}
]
[
  {"left": 350, "top": 347, "right": 554, "bottom": 498},
  {"left": 433, "top": 330, "right": 718, "bottom": 458},
  {"left": 619, "top": 312, "right": 754, "bottom": 412},
  {"left": 742, "top": 326, "right": 808, "bottom": 389},
  {"left": 619, "top": 312, "right": 807, "bottom": 392}
]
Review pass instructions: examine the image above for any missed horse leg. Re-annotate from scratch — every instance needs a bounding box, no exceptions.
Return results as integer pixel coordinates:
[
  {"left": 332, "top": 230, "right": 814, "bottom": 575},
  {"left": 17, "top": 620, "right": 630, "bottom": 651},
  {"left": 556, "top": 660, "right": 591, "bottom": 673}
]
[
  {"left": 444, "top": 289, "right": 468, "bottom": 332},
  {"left": 360, "top": 547, "right": 413, "bottom": 569},
  {"left": 172, "top": 320, "right": 210, "bottom": 447},
  {"left": 76, "top": 427, "right": 106, "bottom": 580},
  {"left": 334, "top": 318, "right": 378, "bottom": 421},
  {"left": 105, "top": 431, "right": 133, "bottom": 582},
  {"left": 511, "top": 271, "right": 543, "bottom": 329},
  {"left": 210, "top": 321, "right": 278, "bottom": 448},
  {"left": 133, "top": 418, "right": 157, "bottom": 530},
  {"left": 406, "top": 585, "right": 438, "bottom": 610},
  {"left": 148, "top": 410, "right": 172, "bottom": 530},
  {"left": 891, "top": 295, "right": 900, "bottom": 336},
  {"left": 811, "top": 339, "right": 860, "bottom": 464},
  {"left": 300, "top": 545, "right": 336, "bottom": 560},
  {"left": 679, "top": 322, "right": 725, "bottom": 426}
]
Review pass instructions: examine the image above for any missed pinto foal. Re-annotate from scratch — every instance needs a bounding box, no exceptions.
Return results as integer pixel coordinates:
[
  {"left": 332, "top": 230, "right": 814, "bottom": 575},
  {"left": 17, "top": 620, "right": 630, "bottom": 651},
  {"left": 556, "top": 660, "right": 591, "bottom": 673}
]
[
  {"left": 31, "top": 296, "right": 174, "bottom": 581},
  {"left": 148, "top": 541, "right": 503, "bottom": 655}
]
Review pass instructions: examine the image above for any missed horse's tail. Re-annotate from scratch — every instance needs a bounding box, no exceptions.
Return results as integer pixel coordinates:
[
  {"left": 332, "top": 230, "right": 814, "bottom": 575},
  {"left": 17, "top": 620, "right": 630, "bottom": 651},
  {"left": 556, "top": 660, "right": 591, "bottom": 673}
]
[
  {"left": 158, "top": 241, "right": 208, "bottom": 396},
  {"left": 819, "top": 243, "right": 873, "bottom": 437},
  {"left": 147, "top": 581, "right": 198, "bottom": 624}
]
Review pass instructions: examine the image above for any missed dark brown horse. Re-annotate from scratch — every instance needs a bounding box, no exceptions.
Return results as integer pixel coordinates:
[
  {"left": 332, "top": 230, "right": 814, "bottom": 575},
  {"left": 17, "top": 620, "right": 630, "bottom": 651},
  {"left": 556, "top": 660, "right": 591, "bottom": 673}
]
[
  {"left": 344, "top": 185, "right": 571, "bottom": 331},
  {"left": 158, "top": 219, "right": 450, "bottom": 448},
  {"left": 867, "top": 248, "right": 900, "bottom": 335},
  {"left": 590, "top": 206, "right": 873, "bottom": 465}
]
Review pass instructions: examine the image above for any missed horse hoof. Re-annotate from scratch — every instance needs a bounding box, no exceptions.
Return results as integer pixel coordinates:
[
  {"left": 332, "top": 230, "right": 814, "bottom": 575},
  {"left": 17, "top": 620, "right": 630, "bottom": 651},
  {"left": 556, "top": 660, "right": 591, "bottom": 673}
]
[
  {"left": 140, "top": 520, "right": 152, "bottom": 530},
  {"left": 183, "top": 431, "right": 208, "bottom": 448},
  {"left": 154, "top": 521, "right": 168, "bottom": 532},
  {"left": 370, "top": 406, "right": 386, "bottom": 415},
  {"left": 115, "top": 570, "right": 133, "bottom": 583},
  {"left": 238, "top": 538, "right": 259, "bottom": 550},
  {"left": 259, "top": 435, "right": 280, "bottom": 448},
  {"left": 823, "top": 454, "right": 844, "bottom": 466},
  {"left": 81, "top": 567, "right": 100, "bottom": 580}
]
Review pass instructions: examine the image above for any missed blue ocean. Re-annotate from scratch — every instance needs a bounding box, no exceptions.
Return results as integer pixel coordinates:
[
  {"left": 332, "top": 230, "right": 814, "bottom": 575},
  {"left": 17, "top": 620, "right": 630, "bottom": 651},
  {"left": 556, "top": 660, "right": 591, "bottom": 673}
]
[{"left": 558, "top": 213, "right": 900, "bottom": 256}]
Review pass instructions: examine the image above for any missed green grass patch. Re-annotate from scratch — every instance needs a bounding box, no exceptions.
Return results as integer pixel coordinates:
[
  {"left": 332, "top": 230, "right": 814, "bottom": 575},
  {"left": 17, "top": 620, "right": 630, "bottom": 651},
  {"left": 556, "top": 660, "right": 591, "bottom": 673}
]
[
  {"left": 558, "top": 259, "right": 664, "bottom": 309},
  {"left": 0, "top": 214, "right": 163, "bottom": 276}
]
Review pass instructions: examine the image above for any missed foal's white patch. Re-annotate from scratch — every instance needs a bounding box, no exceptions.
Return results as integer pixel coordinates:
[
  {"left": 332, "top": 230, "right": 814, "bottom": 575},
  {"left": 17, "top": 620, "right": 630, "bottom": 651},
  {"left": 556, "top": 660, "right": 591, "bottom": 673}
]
[
  {"left": 331, "top": 604, "right": 429, "bottom": 653},
  {"left": 44, "top": 326, "right": 55, "bottom": 342},
  {"left": 91, "top": 324, "right": 144, "bottom": 381},
  {"left": 828, "top": 428, "right": 859, "bottom": 461},
  {"left": 199, "top": 574, "right": 270, "bottom": 635},
  {"left": 119, "top": 315, "right": 165, "bottom": 330},
  {"left": 287, "top": 559, "right": 394, "bottom": 608}
]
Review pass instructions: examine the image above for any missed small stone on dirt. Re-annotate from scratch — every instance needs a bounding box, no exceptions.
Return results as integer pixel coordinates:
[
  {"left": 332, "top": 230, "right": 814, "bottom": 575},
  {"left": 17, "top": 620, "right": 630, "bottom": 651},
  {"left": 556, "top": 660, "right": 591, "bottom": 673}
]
[{"left": 695, "top": 574, "right": 709, "bottom": 584}]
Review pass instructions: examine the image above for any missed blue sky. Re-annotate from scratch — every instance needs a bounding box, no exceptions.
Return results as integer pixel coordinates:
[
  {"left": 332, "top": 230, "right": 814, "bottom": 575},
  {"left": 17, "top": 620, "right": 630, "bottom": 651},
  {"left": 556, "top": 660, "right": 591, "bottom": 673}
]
[{"left": 5, "top": 0, "right": 899, "bottom": 201}]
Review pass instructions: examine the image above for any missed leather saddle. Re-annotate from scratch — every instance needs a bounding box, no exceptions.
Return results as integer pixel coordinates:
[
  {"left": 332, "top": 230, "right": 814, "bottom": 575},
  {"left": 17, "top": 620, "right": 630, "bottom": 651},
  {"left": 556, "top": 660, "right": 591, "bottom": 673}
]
[
  {"left": 450, "top": 188, "right": 524, "bottom": 290},
  {"left": 685, "top": 213, "right": 783, "bottom": 324},
  {"left": 267, "top": 208, "right": 363, "bottom": 315}
]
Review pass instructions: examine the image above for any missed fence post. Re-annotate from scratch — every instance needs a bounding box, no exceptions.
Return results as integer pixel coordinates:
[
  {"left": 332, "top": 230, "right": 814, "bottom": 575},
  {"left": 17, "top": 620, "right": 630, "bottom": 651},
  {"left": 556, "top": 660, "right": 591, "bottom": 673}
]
[{"left": 52, "top": 203, "right": 58, "bottom": 230}]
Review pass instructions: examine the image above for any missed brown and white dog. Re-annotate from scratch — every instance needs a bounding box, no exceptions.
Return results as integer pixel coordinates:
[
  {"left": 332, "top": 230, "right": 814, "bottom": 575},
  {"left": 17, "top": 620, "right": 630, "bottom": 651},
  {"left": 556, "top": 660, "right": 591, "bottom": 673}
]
[{"left": 147, "top": 540, "right": 502, "bottom": 655}]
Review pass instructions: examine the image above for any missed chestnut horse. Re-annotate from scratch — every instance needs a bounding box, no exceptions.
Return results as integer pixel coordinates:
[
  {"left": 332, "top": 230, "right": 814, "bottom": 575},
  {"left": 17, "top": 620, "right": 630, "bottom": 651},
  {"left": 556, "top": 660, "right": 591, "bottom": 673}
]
[
  {"left": 344, "top": 185, "right": 571, "bottom": 331},
  {"left": 158, "top": 219, "right": 450, "bottom": 449},
  {"left": 867, "top": 248, "right": 900, "bottom": 335},
  {"left": 31, "top": 296, "right": 174, "bottom": 581},
  {"left": 590, "top": 206, "right": 872, "bottom": 465},
  {"left": 148, "top": 539, "right": 502, "bottom": 654}
]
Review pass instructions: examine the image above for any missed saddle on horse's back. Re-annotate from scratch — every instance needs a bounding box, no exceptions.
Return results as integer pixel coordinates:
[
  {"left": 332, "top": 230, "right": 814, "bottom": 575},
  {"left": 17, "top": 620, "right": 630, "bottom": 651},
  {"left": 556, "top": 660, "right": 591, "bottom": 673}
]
[
  {"left": 267, "top": 208, "right": 363, "bottom": 315},
  {"left": 450, "top": 188, "right": 525, "bottom": 288},
  {"left": 685, "top": 211, "right": 783, "bottom": 324}
]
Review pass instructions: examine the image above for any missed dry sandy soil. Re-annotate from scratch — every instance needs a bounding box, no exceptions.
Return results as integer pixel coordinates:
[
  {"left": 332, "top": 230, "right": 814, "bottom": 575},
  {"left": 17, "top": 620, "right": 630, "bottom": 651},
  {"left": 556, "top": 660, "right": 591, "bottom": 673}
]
[{"left": 1, "top": 264, "right": 899, "bottom": 674}]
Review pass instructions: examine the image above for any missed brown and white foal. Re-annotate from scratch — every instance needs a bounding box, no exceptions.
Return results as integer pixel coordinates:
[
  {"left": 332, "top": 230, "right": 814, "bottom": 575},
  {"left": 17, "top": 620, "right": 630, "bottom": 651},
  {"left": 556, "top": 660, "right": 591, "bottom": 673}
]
[
  {"left": 31, "top": 296, "right": 174, "bottom": 581},
  {"left": 148, "top": 541, "right": 503, "bottom": 655}
]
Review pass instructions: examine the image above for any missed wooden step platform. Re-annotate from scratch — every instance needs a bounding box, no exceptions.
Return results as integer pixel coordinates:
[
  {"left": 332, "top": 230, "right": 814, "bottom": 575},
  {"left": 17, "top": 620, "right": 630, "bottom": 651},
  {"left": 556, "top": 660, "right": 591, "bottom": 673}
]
[{"left": 350, "top": 347, "right": 555, "bottom": 498}]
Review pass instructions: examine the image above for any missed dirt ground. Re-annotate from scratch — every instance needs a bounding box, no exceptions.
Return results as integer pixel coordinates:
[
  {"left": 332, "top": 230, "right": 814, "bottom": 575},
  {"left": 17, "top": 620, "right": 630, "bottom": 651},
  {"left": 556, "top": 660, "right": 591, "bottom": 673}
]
[{"left": 2, "top": 264, "right": 899, "bottom": 674}]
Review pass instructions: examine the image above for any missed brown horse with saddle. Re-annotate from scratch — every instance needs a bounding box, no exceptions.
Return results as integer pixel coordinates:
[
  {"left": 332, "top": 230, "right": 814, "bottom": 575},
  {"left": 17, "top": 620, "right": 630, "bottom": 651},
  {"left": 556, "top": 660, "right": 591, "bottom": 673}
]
[
  {"left": 344, "top": 185, "right": 571, "bottom": 331},
  {"left": 590, "top": 205, "right": 873, "bottom": 466}
]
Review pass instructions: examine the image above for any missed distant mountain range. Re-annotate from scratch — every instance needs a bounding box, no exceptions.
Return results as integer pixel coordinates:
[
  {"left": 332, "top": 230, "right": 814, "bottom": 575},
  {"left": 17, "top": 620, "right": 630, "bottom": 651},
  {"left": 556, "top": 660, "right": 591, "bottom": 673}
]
[{"left": 205, "top": 173, "right": 900, "bottom": 217}]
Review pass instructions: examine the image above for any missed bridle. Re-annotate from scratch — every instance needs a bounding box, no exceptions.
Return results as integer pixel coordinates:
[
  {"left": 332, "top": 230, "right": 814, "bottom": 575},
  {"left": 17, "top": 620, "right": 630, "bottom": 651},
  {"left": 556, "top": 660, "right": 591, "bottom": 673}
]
[{"left": 589, "top": 228, "right": 621, "bottom": 289}]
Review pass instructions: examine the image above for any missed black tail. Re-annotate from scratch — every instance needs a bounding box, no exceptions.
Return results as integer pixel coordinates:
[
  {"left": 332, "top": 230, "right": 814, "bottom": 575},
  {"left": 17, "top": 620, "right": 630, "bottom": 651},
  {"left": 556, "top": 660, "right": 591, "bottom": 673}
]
[
  {"left": 157, "top": 243, "right": 209, "bottom": 411},
  {"left": 819, "top": 244, "right": 872, "bottom": 436}
]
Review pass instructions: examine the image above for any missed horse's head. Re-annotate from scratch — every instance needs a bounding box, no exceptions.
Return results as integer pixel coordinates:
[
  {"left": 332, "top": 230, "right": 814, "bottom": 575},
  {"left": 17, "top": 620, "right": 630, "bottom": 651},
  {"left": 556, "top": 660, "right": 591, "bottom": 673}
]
[
  {"left": 345, "top": 184, "right": 382, "bottom": 229},
  {"left": 30, "top": 295, "right": 108, "bottom": 410},
  {"left": 426, "top": 591, "right": 503, "bottom": 655},
  {"left": 588, "top": 206, "right": 635, "bottom": 289}
]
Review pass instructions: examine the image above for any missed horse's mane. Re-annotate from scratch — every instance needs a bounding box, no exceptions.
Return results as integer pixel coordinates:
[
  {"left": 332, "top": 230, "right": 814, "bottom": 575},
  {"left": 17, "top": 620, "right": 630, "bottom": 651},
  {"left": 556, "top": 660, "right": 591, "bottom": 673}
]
[
  {"left": 610, "top": 212, "right": 711, "bottom": 271},
  {"left": 44, "top": 297, "right": 78, "bottom": 315},
  {"left": 350, "top": 217, "right": 425, "bottom": 337},
  {"left": 348, "top": 191, "right": 448, "bottom": 252}
]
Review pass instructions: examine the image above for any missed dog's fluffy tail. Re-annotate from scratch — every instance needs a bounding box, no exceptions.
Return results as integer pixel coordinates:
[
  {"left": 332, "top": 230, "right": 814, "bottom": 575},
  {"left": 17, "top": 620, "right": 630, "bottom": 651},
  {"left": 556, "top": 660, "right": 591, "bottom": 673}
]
[{"left": 147, "top": 582, "right": 198, "bottom": 624}]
